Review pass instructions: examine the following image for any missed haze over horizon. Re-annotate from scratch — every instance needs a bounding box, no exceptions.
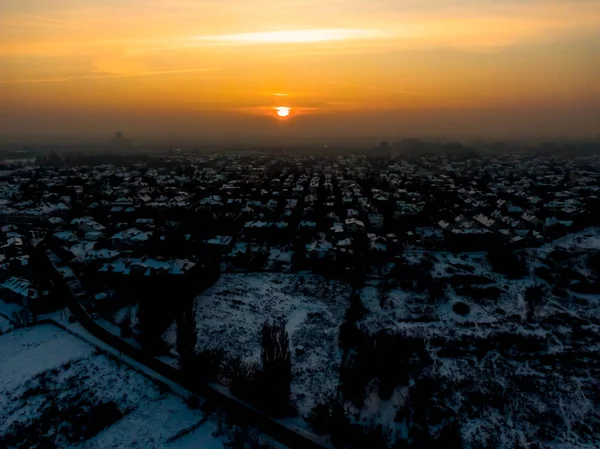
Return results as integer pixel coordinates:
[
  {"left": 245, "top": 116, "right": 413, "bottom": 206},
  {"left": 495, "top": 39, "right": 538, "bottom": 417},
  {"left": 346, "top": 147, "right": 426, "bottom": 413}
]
[{"left": 1, "top": 0, "right": 599, "bottom": 142}]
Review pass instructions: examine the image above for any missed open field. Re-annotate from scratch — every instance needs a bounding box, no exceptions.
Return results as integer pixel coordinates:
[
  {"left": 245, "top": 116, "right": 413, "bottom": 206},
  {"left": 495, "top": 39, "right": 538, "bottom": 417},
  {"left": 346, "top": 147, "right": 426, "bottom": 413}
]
[{"left": 0, "top": 324, "right": 278, "bottom": 448}]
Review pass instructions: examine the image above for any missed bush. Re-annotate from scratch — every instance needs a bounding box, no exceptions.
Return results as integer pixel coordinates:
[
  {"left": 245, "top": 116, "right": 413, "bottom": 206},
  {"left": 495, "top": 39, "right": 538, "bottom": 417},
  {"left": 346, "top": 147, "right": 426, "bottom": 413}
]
[
  {"left": 587, "top": 253, "right": 600, "bottom": 276},
  {"left": 227, "top": 358, "right": 261, "bottom": 402},
  {"left": 306, "top": 397, "right": 337, "bottom": 435},
  {"left": 535, "top": 266, "right": 554, "bottom": 284},
  {"left": 12, "top": 309, "right": 33, "bottom": 328},
  {"left": 339, "top": 320, "right": 365, "bottom": 350},
  {"left": 487, "top": 247, "right": 527, "bottom": 278},
  {"left": 427, "top": 281, "right": 446, "bottom": 303},
  {"left": 74, "top": 401, "right": 123, "bottom": 441},
  {"left": 197, "top": 349, "right": 225, "bottom": 382},
  {"left": 455, "top": 285, "right": 502, "bottom": 303},
  {"left": 548, "top": 249, "right": 571, "bottom": 264},
  {"left": 525, "top": 285, "right": 544, "bottom": 320},
  {"left": 448, "top": 275, "right": 494, "bottom": 286},
  {"left": 452, "top": 301, "right": 470, "bottom": 316}
]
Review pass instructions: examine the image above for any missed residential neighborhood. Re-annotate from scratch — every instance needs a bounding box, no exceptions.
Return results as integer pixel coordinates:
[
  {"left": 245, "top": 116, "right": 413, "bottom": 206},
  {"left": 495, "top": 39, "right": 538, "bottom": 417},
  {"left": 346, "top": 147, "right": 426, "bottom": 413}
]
[{"left": 1, "top": 145, "right": 600, "bottom": 448}]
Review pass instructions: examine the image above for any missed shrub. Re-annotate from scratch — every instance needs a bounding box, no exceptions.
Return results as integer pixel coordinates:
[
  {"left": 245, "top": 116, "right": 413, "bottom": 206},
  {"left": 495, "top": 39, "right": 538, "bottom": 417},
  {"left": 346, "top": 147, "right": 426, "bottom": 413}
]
[
  {"left": 525, "top": 285, "right": 544, "bottom": 320},
  {"left": 196, "top": 349, "right": 225, "bottom": 382},
  {"left": 487, "top": 247, "right": 527, "bottom": 278},
  {"left": 455, "top": 285, "right": 502, "bottom": 303},
  {"left": 74, "top": 401, "right": 123, "bottom": 441},
  {"left": 306, "top": 397, "right": 337, "bottom": 435},
  {"left": 534, "top": 266, "right": 554, "bottom": 284},
  {"left": 452, "top": 301, "right": 470, "bottom": 316},
  {"left": 227, "top": 358, "right": 261, "bottom": 402}
]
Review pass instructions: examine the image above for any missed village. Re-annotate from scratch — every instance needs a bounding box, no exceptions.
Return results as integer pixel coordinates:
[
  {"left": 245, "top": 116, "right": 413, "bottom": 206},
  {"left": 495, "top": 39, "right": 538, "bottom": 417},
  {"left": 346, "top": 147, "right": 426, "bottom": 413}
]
[{"left": 1, "top": 146, "right": 600, "bottom": 448}]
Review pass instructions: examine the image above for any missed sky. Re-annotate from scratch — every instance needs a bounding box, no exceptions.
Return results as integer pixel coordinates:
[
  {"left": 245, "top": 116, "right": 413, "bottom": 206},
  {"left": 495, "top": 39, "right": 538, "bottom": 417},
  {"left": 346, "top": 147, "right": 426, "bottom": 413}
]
[{"left": 1, "top": 0, "right": 599, "bottom": 143}]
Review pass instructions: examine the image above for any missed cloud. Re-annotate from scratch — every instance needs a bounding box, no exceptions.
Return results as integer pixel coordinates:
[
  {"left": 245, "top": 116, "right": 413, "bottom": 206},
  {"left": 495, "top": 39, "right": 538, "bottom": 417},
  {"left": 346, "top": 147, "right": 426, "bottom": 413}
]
[
  {"left": 189, "top": 28, "right": 388, "bottom": 45},
  {"left": 0, "top": 67, "right": 219, "bottom": 84}
]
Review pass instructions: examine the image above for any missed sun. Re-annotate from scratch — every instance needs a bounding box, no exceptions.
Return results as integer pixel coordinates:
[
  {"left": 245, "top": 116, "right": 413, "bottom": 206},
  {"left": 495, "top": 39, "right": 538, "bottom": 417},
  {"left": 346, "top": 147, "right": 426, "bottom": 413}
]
[{"left": 275, "top": 106, "right": 291, "bottom": 118}]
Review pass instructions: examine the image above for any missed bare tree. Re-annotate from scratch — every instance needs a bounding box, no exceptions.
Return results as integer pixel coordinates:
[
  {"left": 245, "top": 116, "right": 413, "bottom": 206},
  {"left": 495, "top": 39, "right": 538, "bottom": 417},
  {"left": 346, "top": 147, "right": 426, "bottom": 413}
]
[{"left": 12, "top": 309, "right": 32, "bottom": 328}]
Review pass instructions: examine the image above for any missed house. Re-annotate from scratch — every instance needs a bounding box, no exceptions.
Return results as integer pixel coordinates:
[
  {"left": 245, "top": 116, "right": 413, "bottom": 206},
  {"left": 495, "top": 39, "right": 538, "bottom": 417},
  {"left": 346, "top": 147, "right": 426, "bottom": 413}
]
[
  {"left": 78, "top": 220, "right": 106, "bottom": 233},
  {"left": 521, "top": 213, "right": 542, "bottom": 230},
  {"left": 367, "top": 233, "right": 387, "bottom": 254},
  {"left": 473, "top": 214, "right": 498, "bottom": 231},
  {"left": 110, "top": 228, "right": 150, "bottom": 247},
  {"left": 305, "top": 240, "right": 335, "bottom": 260},
  {"left": 204, "top": 235, "right": 234, "bottom": 254},
  {"left": 54, "top": 231, "right": 79, "bottom": 243},
  {"left": 368, "top": 214, "right": 384, "bottom": 230},
  {"left": 345, "top": 218, "right": 365, "bottom": 233},
  {"left": 298, "top": 220, "right": 317, "bottom": 231},
  {"left": 99, "top": 258, "right": 196, "bottom": 277},
  {"left": 0, "top": 276, "right": 40, "bottom": 309},
  {"left": 417, "top": 227, "right": 444, "bottom": 244},
  {"left": 199, "top": 196, "right": 224, "bottom": 210}
]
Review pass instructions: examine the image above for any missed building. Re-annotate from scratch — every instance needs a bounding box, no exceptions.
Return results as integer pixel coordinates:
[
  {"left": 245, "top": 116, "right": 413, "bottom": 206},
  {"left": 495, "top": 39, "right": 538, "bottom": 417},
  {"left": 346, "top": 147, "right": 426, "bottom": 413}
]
[{"left": 0, "top": 276, "right": 40, "bottom": 309}]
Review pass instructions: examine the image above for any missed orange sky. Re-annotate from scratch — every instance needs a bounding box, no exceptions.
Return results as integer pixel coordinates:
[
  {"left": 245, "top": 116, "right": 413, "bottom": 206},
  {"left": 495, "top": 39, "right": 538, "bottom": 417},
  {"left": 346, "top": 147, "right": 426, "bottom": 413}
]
[{"left": 1, "top": 0, "right": 599, "bottom": 142}]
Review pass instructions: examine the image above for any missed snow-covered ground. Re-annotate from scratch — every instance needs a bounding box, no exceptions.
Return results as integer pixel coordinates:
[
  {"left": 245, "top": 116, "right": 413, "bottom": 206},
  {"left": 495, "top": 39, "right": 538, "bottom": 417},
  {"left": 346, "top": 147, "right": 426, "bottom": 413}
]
[
  {"left": 194, "top": 272, "right": 351, "bottom": 416},
  {"left": 537, "top": 227, "right": 600, "bottom": 254},
  {"left": 0, "top": 324, "right": 282, "bottom": 448},
  {"left": 351, "top": 230, "right": 600, "bottom": 447},
  {"left": 265, "top": 247, "right": 294, "bottom": 271}
]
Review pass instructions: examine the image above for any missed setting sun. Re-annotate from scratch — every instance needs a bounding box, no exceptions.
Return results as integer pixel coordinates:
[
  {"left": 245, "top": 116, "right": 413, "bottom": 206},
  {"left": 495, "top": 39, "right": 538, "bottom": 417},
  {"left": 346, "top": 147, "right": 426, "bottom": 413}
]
[{"left": 275, "top": 107, "right": 291, "bottom": 118}]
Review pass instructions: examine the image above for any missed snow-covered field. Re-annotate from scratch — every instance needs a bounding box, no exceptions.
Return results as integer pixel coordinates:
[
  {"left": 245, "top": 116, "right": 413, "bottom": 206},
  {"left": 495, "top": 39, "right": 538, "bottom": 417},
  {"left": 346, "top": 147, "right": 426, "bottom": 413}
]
[
  {"left": 194, "top": 272, "right": 351, "bottom": 415},
  {"left": 0, "top": 324, "right": 279, "bottom": 448},
  {"left": 349, "top": 229, "right": 600, "bottom": 447}
]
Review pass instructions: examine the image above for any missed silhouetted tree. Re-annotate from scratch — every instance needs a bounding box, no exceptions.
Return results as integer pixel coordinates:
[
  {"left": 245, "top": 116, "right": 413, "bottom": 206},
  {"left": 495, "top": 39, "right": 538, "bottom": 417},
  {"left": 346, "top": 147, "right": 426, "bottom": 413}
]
[
  {"left": 525, "top": 285, "right": 544, "bottom": 321},
  {"left": 260, "top": 319, "right": 292, "bottom": 413}
]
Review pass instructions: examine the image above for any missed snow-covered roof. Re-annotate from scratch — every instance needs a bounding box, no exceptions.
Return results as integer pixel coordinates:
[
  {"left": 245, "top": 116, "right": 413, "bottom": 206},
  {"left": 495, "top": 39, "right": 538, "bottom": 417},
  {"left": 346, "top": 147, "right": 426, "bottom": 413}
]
[
  {"left": 0, "top": 276, "right": 39, "bottom": 299},
  {"left": 206, "top": 235, "right": 233, "bottom": 246},
  {"left": 99, "top": 258, "right": 196, "bottom": 276}
]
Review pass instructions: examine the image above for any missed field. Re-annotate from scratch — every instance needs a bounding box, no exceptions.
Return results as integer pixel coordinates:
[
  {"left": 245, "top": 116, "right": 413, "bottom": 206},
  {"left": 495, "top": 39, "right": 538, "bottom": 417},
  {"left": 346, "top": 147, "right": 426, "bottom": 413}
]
[
  {"left": 0, "top": 324, "right": 279, "bottom": 448},
  {"left": 194, "top": 272, "right": 351, "bottom": 416},
  {"left": 348, "top": 229, "right": 600, "bottom": 447},
  {"left": 191, "top": 230, "right": 600, "bottom": 447}
]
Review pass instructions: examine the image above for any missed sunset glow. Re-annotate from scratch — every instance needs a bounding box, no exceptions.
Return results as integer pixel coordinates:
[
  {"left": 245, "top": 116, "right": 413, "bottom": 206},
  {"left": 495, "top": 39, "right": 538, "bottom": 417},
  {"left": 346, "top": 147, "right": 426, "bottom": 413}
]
[
  {"left": 1, "top": 0, "right": 599, "bottom": 140},
  {"left": 275, "top": 107, "right": 291, "bottom": 118}
]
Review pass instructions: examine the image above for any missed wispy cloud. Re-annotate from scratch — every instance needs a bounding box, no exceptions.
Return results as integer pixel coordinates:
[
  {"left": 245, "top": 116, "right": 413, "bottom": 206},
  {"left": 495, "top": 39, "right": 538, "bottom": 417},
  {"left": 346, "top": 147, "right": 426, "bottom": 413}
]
[
  {"left": 190, "top": 28, "right": 388, "bottom": 45},
  {"left": 0, "top": 67, "right": 219, "bottom": 84}
]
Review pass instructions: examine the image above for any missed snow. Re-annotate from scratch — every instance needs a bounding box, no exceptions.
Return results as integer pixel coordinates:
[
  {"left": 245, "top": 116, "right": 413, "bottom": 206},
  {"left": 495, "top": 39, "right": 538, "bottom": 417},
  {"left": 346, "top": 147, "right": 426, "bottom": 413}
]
[
  {"left": 99, "top": 257, "right": 196, "bottom": 276},
  {"left": 0, "top": 325, "right": 95, "bottom": 394},
  {"left": 266, "top": 247, "right": 294, "bottom": 271},
  {"left": 194, "top": 272, "right": 351, "bottom": 416},
  {"left": 351, "top": 235, "right": 600, "bottom": 447},
  {"left": 0, "top": 323, "right": 286, "bottom": 448},
  {"left": 536, "top": 227, "right": 600, "bottom": 256}
]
